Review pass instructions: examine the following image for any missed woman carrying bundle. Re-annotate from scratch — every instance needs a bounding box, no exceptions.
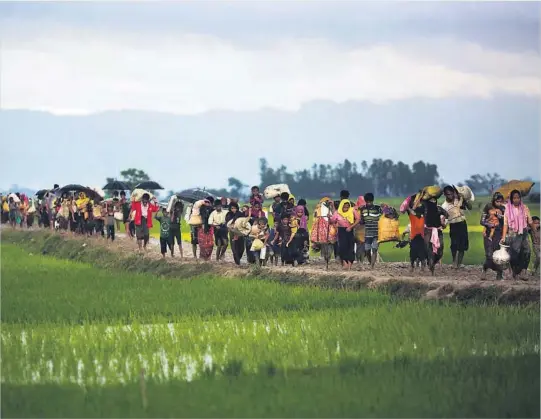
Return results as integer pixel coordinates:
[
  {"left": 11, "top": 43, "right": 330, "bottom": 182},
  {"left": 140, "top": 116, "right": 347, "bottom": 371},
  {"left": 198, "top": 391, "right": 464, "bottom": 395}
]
[
  {"left": 501, "top": 190, "right": 533, "bottom": 280},
  {"left": 423, "top": 199, "right": 448, "bottom": 275},
  {"left": 198, "top": 203, "right": 215, "bottom": 261},
  {"left": 480, "top": 192, "right": 505, "bottom": 280},
  {"left": 330, "top": 199, "right": 360, "bottom": 270},
  {"left": 442, "top": 185, "right": 472, "bottom": 269},
  {"left": 131, "top": 193, "right": 159, "bottom": 252}
]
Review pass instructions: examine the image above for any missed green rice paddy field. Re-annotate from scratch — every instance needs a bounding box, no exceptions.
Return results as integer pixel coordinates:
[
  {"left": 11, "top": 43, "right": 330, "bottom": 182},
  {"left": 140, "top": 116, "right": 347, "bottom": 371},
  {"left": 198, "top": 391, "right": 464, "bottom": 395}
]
[
  {"left": 139, "top": 197, "right": 540, "bottom": 265},
  {"left": 1, "top": 242, "right": 540, "bottom": 417}
]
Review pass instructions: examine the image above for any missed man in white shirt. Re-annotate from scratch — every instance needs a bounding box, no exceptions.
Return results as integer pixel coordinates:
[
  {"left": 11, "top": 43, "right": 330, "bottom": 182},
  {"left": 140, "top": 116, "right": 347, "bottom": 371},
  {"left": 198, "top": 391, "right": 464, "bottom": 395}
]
[
  {"left": 442, "top": 185, "right": 472, "bottom": 269},
  {"left": 209, "top": 202, "right": 229, "bottom": 261}
]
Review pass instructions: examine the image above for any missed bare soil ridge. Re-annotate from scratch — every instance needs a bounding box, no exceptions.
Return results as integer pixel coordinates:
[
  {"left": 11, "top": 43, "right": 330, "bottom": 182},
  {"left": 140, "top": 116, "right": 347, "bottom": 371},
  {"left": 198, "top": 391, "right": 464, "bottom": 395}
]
[{"left": 2, "top": 229, "right": 539, "bottom": 305}]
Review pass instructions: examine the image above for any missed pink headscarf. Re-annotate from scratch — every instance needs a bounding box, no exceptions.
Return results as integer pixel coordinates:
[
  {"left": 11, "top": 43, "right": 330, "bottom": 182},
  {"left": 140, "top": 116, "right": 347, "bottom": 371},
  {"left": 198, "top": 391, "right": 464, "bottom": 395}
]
[
  {"left": 355, "top": 196, "right": 366, "bottom": 208},
  {"left": 295, "top": 205, "right": 307, "bottom": 229},
  {"left": 505, "top": 197, "right": 527, "bottom": 234}
]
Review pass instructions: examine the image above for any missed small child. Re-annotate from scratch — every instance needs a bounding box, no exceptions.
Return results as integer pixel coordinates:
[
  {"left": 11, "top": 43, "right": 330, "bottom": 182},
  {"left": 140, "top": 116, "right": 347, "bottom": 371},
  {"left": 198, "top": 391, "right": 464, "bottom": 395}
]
[
  {"left": 267, "top": 224, "right": 280, "bottom": 266},
  {"left": 402, "top": 206, "right": 427, "bottom": 272},
  {"left": 249, "top": 186, "right": 264, "bottom": 207},
  {"left": 155, "top": 209, "right": 173, "bottom": 258},
  {"left": 530, "top": 216, "right": 540, "bottom": 276},
  {"left": 287, "top": 215, "right": 299, "bottom": 248},
  {"left": 106, "top": 204, "right": 115, "bottom": 241},
  {"left": 483, "top": 206, "right": 503, "bottom": 241},
  {"left": 93, "top": 201, "right": 105, "bottom": 237}
]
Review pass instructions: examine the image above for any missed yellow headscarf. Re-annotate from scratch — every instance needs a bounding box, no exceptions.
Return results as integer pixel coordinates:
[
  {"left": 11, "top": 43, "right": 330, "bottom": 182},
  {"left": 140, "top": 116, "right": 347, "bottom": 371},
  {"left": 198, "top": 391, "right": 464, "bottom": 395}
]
[
  {"left": 337, "top": 199, "right": 355, "bottom": 224},
  {"left": 76, "top": 192, "right": 90, "bottom": 217},
  {"left": 288, "top": 194, "right": 296, "bottom": 205}
]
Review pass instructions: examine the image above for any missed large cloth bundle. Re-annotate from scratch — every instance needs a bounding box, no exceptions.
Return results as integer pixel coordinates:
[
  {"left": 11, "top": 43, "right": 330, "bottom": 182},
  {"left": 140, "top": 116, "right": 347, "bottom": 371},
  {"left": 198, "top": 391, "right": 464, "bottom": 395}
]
[
  {"left": 27, "top": 199, "right": 37, "bottom": 214},
  {"left": 8, "top": 193, "right": 21, "bottom": 203},
  {"left": 264, "top": 184, "right": 291, "bottom": 199},
  {"left": 227, "top": 217, "right": 252, "bottom": 237},
  {"left": 412, "top": 186, "right": 442, "bottom": 208},
  {"left": 496, "top": 180, "right": 535, "bottom": 199},
  {"left": 399, "top": 196, "right": 412, "bottom": 213},
  {"left": 310, "top": 217, "right": 337, "bottom": 244},
  {"left": 378, "top": 217, "right": 400, "bottom": 243},
  {"left": 250, "top": 238, "right": 265, "bottom": 251},
  {"left": 455, "top": 185, "right": 475, "bottom": 202},
  {"left": 167, "top": 195, "right": 178, "bottom": 213},
  {"left": 130, "top": 189, "right": 154, "bottom": 202}
]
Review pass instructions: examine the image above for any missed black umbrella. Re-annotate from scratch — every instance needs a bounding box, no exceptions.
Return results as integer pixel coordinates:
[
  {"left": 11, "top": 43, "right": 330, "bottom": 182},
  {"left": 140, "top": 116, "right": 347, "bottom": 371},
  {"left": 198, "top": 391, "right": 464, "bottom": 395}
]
[
  {"left": 103, "top": 180, "right": 130, "bottom": 190},
  {"left": 134, "top": 181, "right": 164, "bottom": 190},
  {"left": 35, "top": 189, "right": 50, "bottom": 199},
  {"left": 176, "top": 188, "right": 213, "bottom": 204},
  {"left": 59, "top": 184, "right": 102, "bottom": 201}
]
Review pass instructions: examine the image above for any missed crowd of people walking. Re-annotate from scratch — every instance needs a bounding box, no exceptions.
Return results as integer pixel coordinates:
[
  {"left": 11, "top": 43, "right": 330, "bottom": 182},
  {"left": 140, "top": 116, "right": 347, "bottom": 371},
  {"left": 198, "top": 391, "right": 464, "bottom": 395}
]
[{"left": 1, "top": 183, "right": 539, "bottom": 280}]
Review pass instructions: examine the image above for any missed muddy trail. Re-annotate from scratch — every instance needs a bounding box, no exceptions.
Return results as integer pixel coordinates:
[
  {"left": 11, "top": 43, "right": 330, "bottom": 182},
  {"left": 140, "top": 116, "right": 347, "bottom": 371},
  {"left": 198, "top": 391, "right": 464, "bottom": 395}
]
[{"left": 2, "top": 228, "right": 539, "bottom": 305}]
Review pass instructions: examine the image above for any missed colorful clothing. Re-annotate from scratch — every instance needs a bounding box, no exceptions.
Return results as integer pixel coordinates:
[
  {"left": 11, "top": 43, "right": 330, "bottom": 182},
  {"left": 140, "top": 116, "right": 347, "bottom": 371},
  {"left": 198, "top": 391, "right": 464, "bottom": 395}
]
[{"left": 197, "top": 226, "right": 215, "bottom": 260}]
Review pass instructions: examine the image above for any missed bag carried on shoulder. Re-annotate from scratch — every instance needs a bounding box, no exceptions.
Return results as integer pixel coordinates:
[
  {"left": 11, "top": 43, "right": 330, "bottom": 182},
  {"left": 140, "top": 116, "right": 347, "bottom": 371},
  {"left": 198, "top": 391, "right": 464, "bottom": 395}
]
[{"left": 188, "top": 214, "right": 202, "bottom": 226}]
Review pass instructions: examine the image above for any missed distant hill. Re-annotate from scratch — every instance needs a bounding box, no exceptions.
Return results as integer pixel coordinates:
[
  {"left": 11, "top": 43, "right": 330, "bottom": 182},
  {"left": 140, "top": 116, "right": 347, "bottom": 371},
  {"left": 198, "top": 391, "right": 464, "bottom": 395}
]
[{"left": 1, "top": 96, "right": 538, "bottom": 191}]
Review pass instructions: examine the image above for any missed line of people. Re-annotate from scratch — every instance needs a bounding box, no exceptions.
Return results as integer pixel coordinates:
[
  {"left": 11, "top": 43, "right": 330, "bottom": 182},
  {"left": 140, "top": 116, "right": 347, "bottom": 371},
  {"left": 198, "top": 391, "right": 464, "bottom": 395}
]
[{"left": 2, "top": 184, "right": 539, "bottom": 279}]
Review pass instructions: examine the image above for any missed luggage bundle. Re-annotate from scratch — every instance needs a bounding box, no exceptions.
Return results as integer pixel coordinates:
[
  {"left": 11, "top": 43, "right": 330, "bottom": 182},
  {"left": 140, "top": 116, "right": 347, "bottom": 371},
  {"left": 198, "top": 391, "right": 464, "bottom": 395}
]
[
  {"left": 455, "top": 185, "right": 475, "bottom": 203},
  {"left": 130, "top": 189, "right": 154, "bottom": 203},
  {"left": 227, "top": 217, "right": 252, "bottom": 237},
  {"left": 496, "top": 180, "right": 535, "bottom": 200},
  {"left": 378, "top": 204, "right": 400, "bottom": 243},
  {"left": 264, "top": 184, "right": 291, "bottom": 199},
  {"left": 412, "top": 185, "right": 442, "bottom": 209}
]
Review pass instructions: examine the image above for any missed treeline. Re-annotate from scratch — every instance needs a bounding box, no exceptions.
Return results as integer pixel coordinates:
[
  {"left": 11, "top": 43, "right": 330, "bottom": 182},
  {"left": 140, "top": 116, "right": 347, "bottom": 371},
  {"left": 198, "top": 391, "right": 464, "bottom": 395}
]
[
  {"left": 195, "top": 159, "right": 513, "bottom": 199},
  {"left": 109, "top": 162, "right": 516, "bottom": 201},
  {"left": 259, "top": 158, "right": 438, "bottom": 198}
]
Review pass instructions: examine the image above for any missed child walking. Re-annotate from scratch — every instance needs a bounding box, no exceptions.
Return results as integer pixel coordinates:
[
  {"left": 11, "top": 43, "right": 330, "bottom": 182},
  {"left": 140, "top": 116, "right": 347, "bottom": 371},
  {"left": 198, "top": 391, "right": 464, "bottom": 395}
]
[
  {"left": 106, "top": 203, "right": 115, "bottom": 241},
  {"left": 155, "top": 209, "right": 173, "bottom": 258}
]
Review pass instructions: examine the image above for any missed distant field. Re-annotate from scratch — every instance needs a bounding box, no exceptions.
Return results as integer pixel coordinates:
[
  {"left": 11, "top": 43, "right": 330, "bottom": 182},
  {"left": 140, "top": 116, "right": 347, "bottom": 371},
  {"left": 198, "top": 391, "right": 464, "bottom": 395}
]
[
  {"left": 120, "top": 197, "right": 540, "bottom": 266},
  {"left": 2, "top": 244, "right": 539, "bottom": 417}
]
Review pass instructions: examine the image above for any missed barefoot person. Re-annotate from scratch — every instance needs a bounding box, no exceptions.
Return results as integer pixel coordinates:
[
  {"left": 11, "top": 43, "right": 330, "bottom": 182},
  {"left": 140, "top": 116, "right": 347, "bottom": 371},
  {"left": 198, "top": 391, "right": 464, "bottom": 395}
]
[
  {"left": 501, "top": 190, "right": 533, "bottom": 280},
  {"left": 442, "top": 186, "right": 472, "bottom": 268},
  {"left": 480, "top": 192, "right": 505, "bottom": 280},
  {"left": 209, "top": 201, "right": 228, "bottom": 261},
  {"left": 170, "top": 200, "right": 184, "bottom": 258},
  {"left": 330, "top": 199, "right": 360, "bottom": 270},
  {"left": 360, "top": 193, "right": 383, "bottom": 268},
  {"left": 155, "top": 208, "right": 173, "bottom": 258},
  {"left": 131, "top": 193, "right": 159, "bottom": 252}
]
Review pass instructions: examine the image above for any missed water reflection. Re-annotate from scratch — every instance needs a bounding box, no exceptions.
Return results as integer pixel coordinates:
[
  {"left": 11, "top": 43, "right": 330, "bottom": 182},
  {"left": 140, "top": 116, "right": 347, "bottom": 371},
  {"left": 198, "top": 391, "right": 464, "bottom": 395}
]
[{"left": 2, "top": 323, "right": 539, "bottom": 387}]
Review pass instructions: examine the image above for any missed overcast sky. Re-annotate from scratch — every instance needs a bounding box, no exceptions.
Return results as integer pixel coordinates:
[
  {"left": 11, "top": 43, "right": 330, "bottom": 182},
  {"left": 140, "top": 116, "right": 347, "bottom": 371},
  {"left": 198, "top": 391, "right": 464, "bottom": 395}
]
[{"left": 1, "top": 1, "right": 539, "bottom": 192}]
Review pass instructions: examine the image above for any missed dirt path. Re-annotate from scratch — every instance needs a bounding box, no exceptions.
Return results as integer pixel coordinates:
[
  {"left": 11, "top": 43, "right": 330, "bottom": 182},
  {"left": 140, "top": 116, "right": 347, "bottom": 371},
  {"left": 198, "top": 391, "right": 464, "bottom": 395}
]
[{"left": 3, "top": 227, "right": 539, "bottom": 304}]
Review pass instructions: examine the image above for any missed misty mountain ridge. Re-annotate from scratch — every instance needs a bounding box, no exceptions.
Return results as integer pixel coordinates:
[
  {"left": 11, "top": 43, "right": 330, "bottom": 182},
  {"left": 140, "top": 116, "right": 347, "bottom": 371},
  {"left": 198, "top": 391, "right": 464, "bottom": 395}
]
[{"left": 1, "top": 96, "right": 538, "bottom": 192}]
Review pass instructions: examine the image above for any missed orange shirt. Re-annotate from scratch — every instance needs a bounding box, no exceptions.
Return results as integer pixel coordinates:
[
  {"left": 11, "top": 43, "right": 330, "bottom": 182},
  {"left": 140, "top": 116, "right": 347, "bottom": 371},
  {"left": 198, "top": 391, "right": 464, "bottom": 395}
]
[{"left": 409, "top": 214, "right": 425, "bottom": 239}]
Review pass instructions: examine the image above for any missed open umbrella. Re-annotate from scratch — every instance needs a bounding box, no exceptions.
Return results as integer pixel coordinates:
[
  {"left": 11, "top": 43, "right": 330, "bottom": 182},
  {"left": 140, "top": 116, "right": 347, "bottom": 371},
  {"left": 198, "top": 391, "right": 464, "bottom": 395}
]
[
  {"left": 35, "top": 189, "right": 50, "bottom": 199},
  {"left": 176, "top": 188, "right": 213, "bottom": 204},
  {"left": 59, "top": 184, "right": 102, "bottom": 201},
  {"left": 103, "top": 180, "right": 130, "bottom": 190},
  {"left": 134, "top": 181, "right": 163, "bottom": 190}
]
